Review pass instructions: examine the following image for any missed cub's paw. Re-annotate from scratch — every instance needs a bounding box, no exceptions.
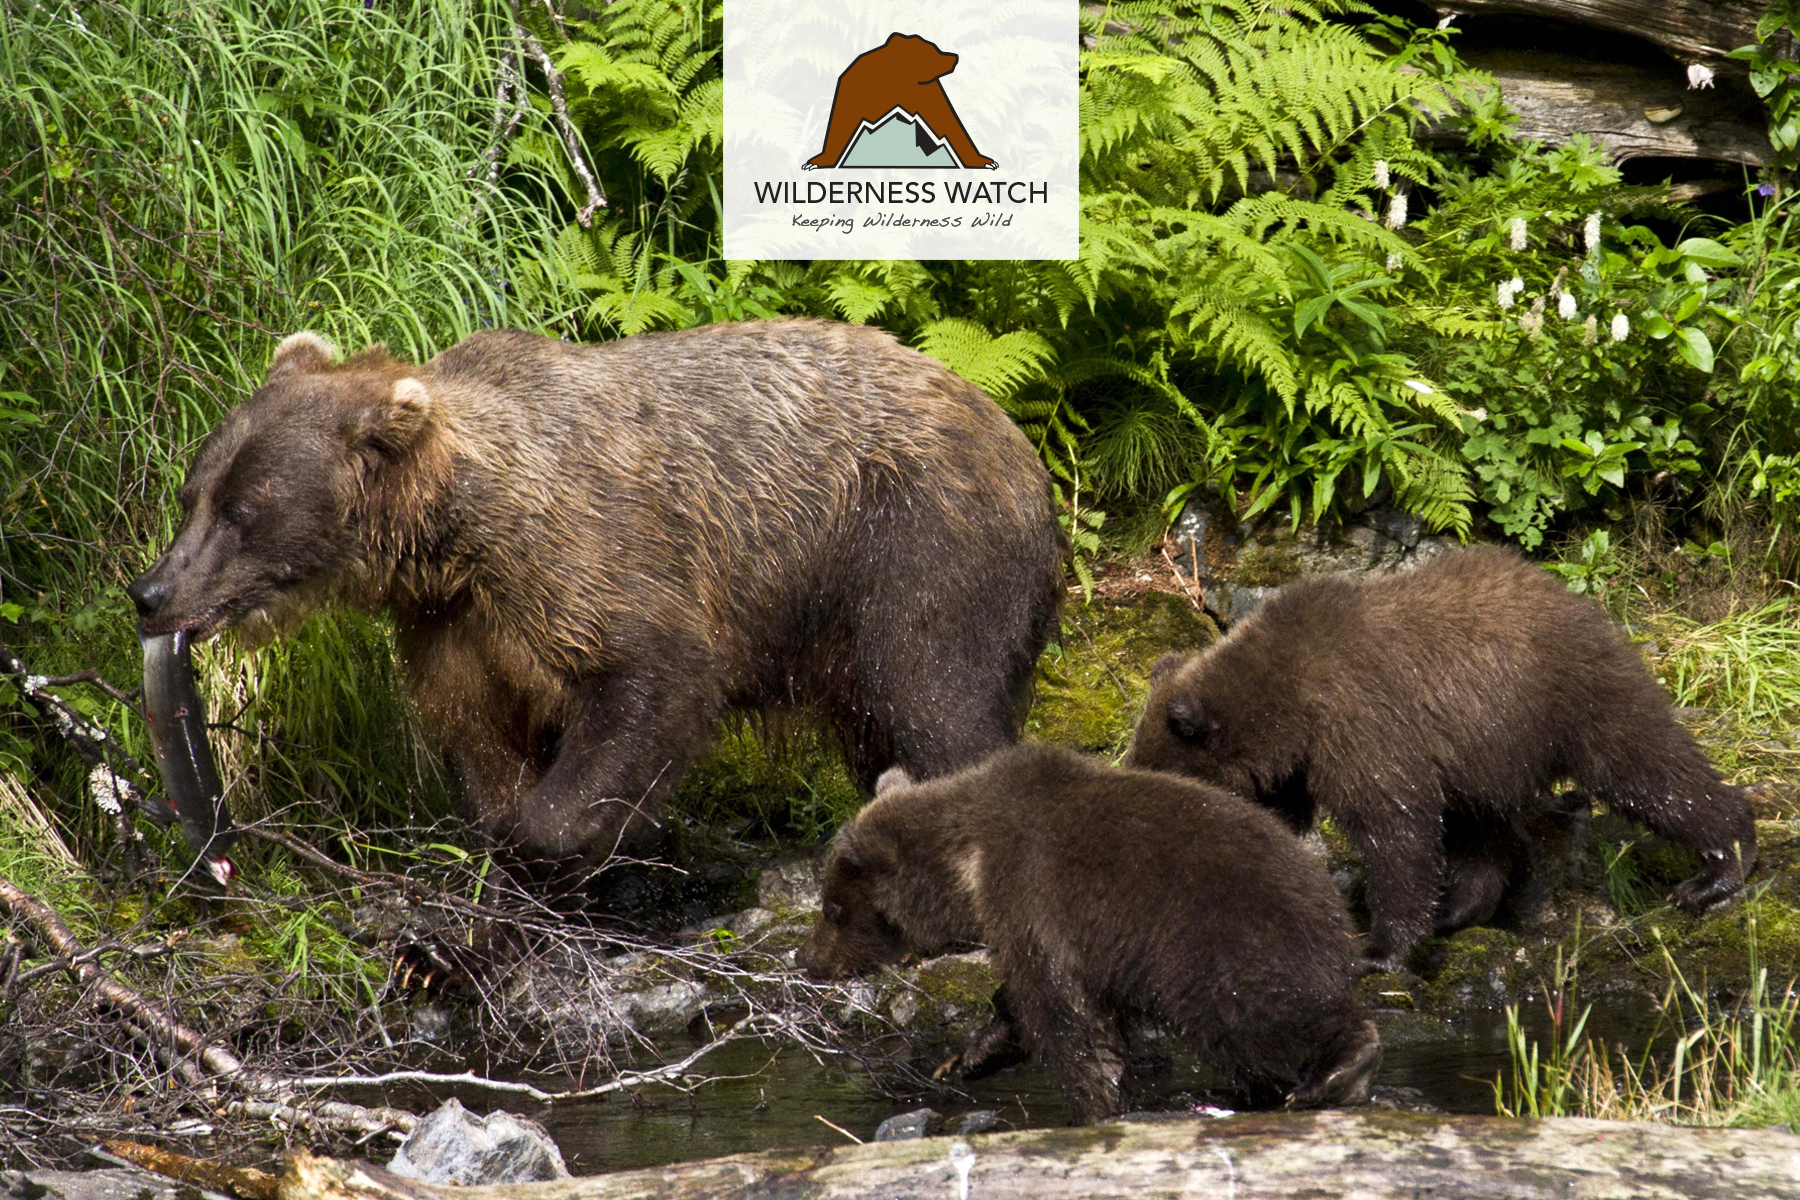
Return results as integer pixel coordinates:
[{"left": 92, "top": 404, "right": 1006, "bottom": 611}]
[
  {"left": 935, "top": 1015, "right": 1028, "bottom": 1082},
  {"left": 1287, "top": 1019, "right": 1381, "bottom": 1110},
  {"left": 1668, "top": 854, "right": 1747, "bottom": 913}
]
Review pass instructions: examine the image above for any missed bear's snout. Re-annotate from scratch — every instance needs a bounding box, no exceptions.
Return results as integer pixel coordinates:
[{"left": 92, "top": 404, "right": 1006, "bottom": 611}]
[{"left": 127, "top": 566, "right": 174, "bottom": 617}]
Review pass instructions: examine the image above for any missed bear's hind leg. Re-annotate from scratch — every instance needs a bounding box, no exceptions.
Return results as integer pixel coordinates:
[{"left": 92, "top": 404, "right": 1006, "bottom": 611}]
[
  {"left": 1573, "top": 712, "right": 1756, "bottom": 911},
  {"left": 1437, "top": 810, "right": 1525, "bottom": 933}
]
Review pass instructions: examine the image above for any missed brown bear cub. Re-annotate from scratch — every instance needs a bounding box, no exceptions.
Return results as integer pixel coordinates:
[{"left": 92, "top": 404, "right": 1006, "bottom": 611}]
[
  {"left": 1126, "top": 546, "right": 1757, "bottom": 975},
  {"left": 127, "top": 320, "right": 1064, "bottom": 866},
  {"left": 796, "top": 744, "right": 1381, "bottom": 1123}
]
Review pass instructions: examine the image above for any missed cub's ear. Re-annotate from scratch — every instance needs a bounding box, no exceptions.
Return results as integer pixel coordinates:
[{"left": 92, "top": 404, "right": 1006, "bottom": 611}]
[
  {"left": 267, "top": 331, "right": 336, "bottom": 379},
  {"left": 1149, "top": 651, "right": 1187, "bottom": 683},
  {"left": 874, "top": 766, "right": 914, "bottom": 796},
  {"left": 835, "top": 825, "right": 896, "bottom": 879},
  {"left": 1166, "top": 696, "right": 1211, "bottom": 745},
  {"left": 352, "top": 377, "right": 434, "bottom": 457}
]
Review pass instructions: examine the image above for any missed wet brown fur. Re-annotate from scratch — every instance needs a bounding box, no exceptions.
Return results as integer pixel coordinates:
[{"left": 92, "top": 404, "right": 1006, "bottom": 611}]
[
  {"left": 795, "top": 745, "right": 1381, "bottom": 1122},
  {"left": 131, "top": 321, "right": 1064, "bottom": 863},
  {"left": 1125, "top": 546, "right": 1758, "bottom": 972}
]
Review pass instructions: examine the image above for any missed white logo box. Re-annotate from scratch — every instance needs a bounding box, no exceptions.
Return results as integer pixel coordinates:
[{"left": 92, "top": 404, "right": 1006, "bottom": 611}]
[{"left": 724, "top": 0, "right": 1078, "bottom": 261}]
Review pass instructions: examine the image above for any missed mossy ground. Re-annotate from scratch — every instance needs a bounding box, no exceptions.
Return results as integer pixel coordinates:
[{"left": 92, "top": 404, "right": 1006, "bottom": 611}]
[{"left": 1026, "top": 591, "right": 1219, "bottom": 755}]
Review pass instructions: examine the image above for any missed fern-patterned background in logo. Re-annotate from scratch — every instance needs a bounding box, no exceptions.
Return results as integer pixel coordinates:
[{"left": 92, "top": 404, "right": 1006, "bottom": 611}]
[{"left": 724, "top": 2, "right": 1076, "bottom": 260}]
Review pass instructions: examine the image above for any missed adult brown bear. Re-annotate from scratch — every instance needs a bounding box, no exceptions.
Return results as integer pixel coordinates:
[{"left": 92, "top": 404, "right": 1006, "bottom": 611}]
[
  {"left": 128, "top": 320, "right": 1064, "bottom": 865},
  {"left": 805, "top": 33, "right": 996, "bottom": 170},
  {"left": 1125, "top": 547, "right": 1756, "bottom": 974}
]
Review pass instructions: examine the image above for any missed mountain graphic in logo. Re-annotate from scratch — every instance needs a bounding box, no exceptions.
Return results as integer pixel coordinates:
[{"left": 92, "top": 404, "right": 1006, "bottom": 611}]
[{"left": 804, "top": 33, "right": 997, "bottom": 170}]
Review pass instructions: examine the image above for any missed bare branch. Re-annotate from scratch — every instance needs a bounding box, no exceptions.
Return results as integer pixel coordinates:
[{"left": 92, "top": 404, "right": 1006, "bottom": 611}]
[
  {"left": 506, "top": 0, "right": 606, "bottom": 226},
  {"left": 0, "top": 636, "right": 164, "bottom": 874}
]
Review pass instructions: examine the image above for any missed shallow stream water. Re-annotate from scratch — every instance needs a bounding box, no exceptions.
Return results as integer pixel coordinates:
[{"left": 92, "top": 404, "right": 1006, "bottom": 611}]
[{"left": 532, "top": 996, "right": 1663, "bottom": 1175}]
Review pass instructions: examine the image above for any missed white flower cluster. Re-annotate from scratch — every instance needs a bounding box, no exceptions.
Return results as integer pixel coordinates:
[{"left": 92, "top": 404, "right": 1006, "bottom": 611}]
[
  {"left": 1497, "top": 276, "right": 1524, "bottom": 309},
  {"left": 1584, "top": 212, "right": 1602, "bottom": 253},
  {"left": 88, "top": 764, "right": 126, "bottom": 816},
  {"left": 1509, "top": 217, "right": 1528, "bottom": 251},
  {"left": 1520, "top": 294, "right": 1547, "bottom": 339},
  {"left": 1611, "top": 312, "right": 1630, "bottom": 342},
  {"left": 1385, "top": 192, "right": 1408, "bottom": 230},
  {"left": 1584, "top": 314, "right": 1598, "bottom": 345},
  {"left": 1372, "top": 159, "right": 1390, "bottom": 189}
]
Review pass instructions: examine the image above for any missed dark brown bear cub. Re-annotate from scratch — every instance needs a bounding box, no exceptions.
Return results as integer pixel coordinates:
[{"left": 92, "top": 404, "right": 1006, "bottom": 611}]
[
  {"left": 1126, "top": 546, "right": 1757, "bottom": 975},
  {"left": 127, "top": 320, "right": 1064, "bottom": 866},
  {"left": 796, "top": 744, "right": 1380, "bottom": 1123}
]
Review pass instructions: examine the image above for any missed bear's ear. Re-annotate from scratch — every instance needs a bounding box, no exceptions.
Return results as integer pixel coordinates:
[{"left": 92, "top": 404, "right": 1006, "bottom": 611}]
[
  {"left": 1149, "top": 651, "right": 1187, "bottom": 683},
  {"left": 351, "top": 377, "right": 434, "bottom": 458},
  {"left": 1166, "top": 697, "right": 1211, "bottom": 745},
  {"left": 268, "top": 331, "right": 336, "bottom": 379},
  {"left": 874, "top": 766, "right": 914, "bottom": 796},
  {"left": 836, "top": 825, "right": 896, "bottom": 879}
]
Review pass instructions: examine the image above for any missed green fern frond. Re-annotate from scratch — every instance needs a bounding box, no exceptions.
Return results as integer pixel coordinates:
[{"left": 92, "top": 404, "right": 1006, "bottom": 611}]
[{"left": 916, "top": 319, "right": 1058, "bottom": 401}]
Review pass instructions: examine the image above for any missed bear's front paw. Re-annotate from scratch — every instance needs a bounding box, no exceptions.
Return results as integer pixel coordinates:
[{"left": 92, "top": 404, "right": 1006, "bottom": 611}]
[{"left": 390, "top": 934, "right": 481, "bottom": 998}]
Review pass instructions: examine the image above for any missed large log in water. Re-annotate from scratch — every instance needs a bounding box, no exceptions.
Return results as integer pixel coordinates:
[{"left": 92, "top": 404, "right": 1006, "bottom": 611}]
[{"left": 280, "top": 1110, "right": 1800, "bottom": 1200}]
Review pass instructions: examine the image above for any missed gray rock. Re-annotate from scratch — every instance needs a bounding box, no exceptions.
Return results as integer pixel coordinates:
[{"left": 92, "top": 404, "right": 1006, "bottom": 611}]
[
  {"left": 389, "top": 1098, "right": 570, "bottom": 1186},
  {"left": 757, "top": 854, "right": 823, "bottom": 912},
  {"left": 874, "top": 1107, "right": 941, "bottom": 1141},
  {"left": 954, "top": 1109, "right": 1003, "bottom": 1135},
  {"left": 410, "top": 1002, "right": 453, "bottom": 1044},
  {"left": 1212, "top": 584, "right": 1279, "bottom": 624},
  {"left": 1362, "top": 506, "right": 1424, "bottom": 550}
]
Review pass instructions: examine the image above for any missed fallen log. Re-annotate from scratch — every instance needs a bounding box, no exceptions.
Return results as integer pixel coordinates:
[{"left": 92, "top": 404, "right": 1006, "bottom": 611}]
[
  {"left": 1463, "top": 47, "right": 1770, "bottom": 165},
  {"left": 279, "top": 1110, "right": 1800, "bottom": 1200},
  {"left": 1424, "top": 0, "right": 1762, "bottom": 64}
]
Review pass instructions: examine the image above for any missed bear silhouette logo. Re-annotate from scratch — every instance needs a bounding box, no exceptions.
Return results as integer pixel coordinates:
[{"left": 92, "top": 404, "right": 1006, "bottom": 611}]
[{"left": 804, "top": 33, "right": 997, "bottom": 170}]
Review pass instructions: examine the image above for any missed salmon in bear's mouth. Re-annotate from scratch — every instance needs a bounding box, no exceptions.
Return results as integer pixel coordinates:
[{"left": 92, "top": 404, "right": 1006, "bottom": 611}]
[{"left": 137, "top": 602, "right": 233, "bottom": 642}]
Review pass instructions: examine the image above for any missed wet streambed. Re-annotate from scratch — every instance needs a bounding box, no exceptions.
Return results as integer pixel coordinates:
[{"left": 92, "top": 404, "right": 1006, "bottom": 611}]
[{"left": 530, "top": 996, "right": 1662, "bottom": 1175}]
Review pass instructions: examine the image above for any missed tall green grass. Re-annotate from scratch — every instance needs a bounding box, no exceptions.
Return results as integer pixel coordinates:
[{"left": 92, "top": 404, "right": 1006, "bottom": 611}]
[
  {"left": 1496, "top": 905, "right": 1800, "bottom": 1127},
  {"left": 0, "top": 0, "right": 577, "bottom": 853}
]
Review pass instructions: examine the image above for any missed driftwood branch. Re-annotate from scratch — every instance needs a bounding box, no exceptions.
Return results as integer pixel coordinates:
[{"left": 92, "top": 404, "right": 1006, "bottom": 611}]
[
  {"left": 102, "top": 1141, "right": 278, "bottom": 1200},
  {"left": 470, "top": 49, "right": 531, "bottom": 191},
  {"left": 0, "top": 874, "right": 417, "bottom": 1138},
  {"left": 278, "top": 1012, "right": 771, "bottom": 1103},
  {"left": 280, "top": 1111, "right": 1800, "bottom": 1200},
  {"left": 0, "top": 872, "right": 800, "bottom": 1142}
]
